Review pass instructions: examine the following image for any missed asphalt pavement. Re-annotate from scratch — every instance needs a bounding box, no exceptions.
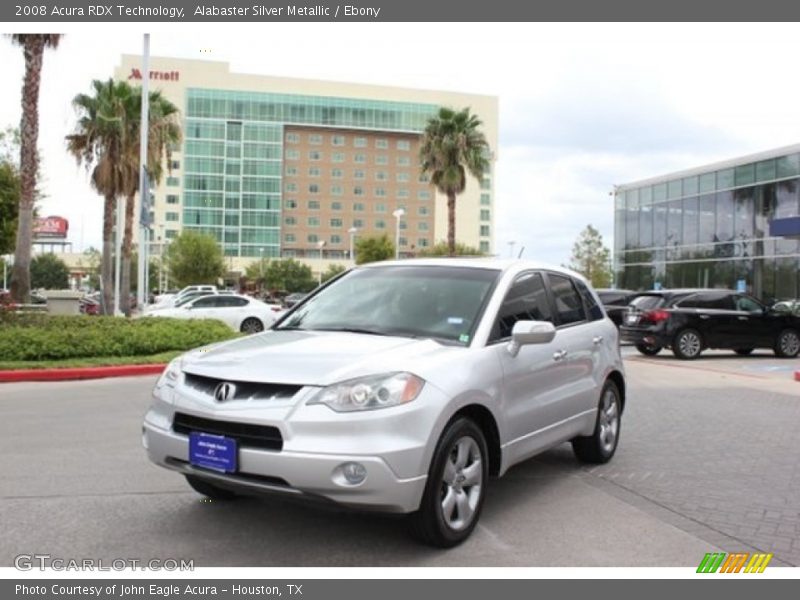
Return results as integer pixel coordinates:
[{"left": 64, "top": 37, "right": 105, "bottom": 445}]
[{"left": 1, "top": 352, "right": 798, "bottom": 567}]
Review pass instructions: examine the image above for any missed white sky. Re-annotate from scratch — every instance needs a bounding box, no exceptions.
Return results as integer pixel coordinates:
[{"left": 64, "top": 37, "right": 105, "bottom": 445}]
[{"left": 2, "top": 22, "right": 800, "bottom": 264}]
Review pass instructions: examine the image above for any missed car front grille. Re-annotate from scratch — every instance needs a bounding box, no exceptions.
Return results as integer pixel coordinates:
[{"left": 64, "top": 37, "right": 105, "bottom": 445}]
[
  {"left": 172, "top": 412, "right": 283, "bottom": 451},
  {"left": 183, "top": 372, "right": 302, "bottom": 402}
]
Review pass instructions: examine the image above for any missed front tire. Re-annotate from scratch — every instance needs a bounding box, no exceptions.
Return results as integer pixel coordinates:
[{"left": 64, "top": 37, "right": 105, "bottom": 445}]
[
  {"left": 635, "top": 343, "right": 662, "bottom": 356},
  {"left": 774, "top": 329, "right": 800, "bottom": 358},
  {"left": 409, "top": 417, "right": 488, "bottom": 548},
  {"left": 572, "top": 380, "right": 621, "bottom": 464},
  {"left": 185, "top": 475, "right": 238, "bottom": 500},
  {"left": 240, "top": 317, "right": 264, "bottom": 334},
  {"left": 672, "top": 329, "right": 703, "bottom": 360}
]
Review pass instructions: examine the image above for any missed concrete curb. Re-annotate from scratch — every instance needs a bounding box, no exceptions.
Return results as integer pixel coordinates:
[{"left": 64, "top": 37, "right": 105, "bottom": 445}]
[{"left": 0, "top": 364, "right": 166, "bottom": 383}]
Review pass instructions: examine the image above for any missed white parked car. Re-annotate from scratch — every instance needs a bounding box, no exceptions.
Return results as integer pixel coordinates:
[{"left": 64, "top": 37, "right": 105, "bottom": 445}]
[
  {"left": 146, "top": 293, "right": 283, "bottom": 333},
  {"left": 143, "top": 259, "right": 625, "bottom": 546}
]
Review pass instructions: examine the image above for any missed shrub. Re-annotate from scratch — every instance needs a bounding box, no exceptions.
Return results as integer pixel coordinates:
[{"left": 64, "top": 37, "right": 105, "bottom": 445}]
[{"left": 0, "top": 314, "right": 238, "bottom": 362}]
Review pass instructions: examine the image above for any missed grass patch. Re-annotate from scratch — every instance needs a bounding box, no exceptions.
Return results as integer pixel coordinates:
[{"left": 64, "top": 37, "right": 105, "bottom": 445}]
[{"left": 0, "top": 350, "right": 182, "bottom": 370}]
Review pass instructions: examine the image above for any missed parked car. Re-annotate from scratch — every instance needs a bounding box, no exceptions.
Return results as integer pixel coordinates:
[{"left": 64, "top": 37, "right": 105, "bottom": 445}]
[
  {"left": 620, "top": 288, "right": 800, "bottom": 359},
  {"left": 772, "top": 299, "right": 800, "bottom": 316},
  {"left": 145, "top": 293, "right": 283, "bottom": 333},
  {"left": 143, "top": 259, "right": 625, "bottom": 547},
  {"left": 595, "top": 289, "right": 638, "bottom": 328},
  {"left": 283, "top": 292, "right": 308, "bottom": 308}
]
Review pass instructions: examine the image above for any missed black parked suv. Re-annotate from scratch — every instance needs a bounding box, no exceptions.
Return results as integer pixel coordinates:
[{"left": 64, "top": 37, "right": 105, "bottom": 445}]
[
  {"left": 620, "top": 289, "right": 800, "bottom": 360},
  {"left": 596, "top": 289, "right": 638, "bottom": 328}
]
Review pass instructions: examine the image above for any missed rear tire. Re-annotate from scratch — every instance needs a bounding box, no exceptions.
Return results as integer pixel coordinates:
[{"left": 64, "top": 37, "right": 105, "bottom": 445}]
[
  {"left": 572, "top": 380, "right": 621, "bottom": 464},
  {"left": 185, "top": 475, "right": 238, "bottom": 500},
  {"left": 774, "top": 329, "right": 800, "bottom": 358},
  {"left": 635, "top": 343, "right": 662, "bottom": 356},
  {"left": 240, "top": 317, "right": 264, "bottom": 334},
  {"left": 734, "top": 348, "right": 754, "bottom": 356},
  {"left": 409, "top": 417, "right": 488, "bottom": 548},
  {"left": 672, "top": 329, "right": 703, "bottom": 360}
]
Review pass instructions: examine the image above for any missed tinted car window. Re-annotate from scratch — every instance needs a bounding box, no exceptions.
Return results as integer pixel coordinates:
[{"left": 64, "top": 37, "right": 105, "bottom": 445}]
[
  {"left": 548, "top": 274, "right": 587, "bottom": 326},
  {"left": 678, "top": 293, "right": 735, "bottom": 310},
  {"left": 630, "top": 295, "right": 666, "bottom": 310},
  {"left": 575, "top": 280, "right": 604, "bottom": 321},
  {"left": 735, "top": 295, "right": 762, "bottom": 312},
  {"left": 491, "top": 272, "right": 552, "bottom": 341},
  {"left": 218, "top": 296, "right": 249, "bottom": 307},
  {"left": 192, "top": 296, "right": 222, "bottom": 308}
]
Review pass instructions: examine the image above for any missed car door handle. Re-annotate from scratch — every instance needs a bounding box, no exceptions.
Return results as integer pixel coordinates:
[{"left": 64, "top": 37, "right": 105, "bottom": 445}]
[
  {"left": 593, "top": 336, "right": 604, "bottom": 345},
  {"left": 699, "top": 314, "right": 710, "bottom": 319},
  {"left": 553, "top": 350, "right": 568, "bottom": 361}
]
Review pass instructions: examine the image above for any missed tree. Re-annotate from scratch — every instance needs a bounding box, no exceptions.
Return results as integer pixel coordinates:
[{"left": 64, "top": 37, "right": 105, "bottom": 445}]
[
  {"left": 321, "top": 263, "right": 346, "bottom": 283},
  {"left": 417, "top": 240, "right": 484, "bottom": 257},
  {"left": 67, "top": 79, "right": 137, "bottom": 314},
  {"left": 419, "top": 107, "right": 490, "bottom": 257},
  {"left": 165, "top": 231, "right": 225, "bottom": 288},
  {"left": 355, "top": 234, "right": 395, "bottom": 265},
  {"left": 8, "top": 34, "right": 61, "bottom": 303},
  {"left": 0, "top": 162, "right": 20, "bottom": 255},
  {"left": 79, "top": 246, "right": 101, "bottom": 291},
  {"left": 30, "top": 253, "right": 69, "bottom": 290},
  {"left": 567, "top": 225, "right": 613, "bottom": 288},
  {"left": 255, "top": 259, "right": 316, "bottom": 293}
]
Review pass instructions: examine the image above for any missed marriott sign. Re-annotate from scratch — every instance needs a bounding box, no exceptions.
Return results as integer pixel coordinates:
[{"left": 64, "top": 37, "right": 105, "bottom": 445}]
[{"left": 128, "top": 68, "right": 180, "bottom": 82}]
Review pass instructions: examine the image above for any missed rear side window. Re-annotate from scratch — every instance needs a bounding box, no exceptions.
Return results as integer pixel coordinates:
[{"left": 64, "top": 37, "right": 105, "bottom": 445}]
[
  {"left": 574, "top": 280, "right": 604, "bottom": 321},
  {"left": 490, "top": 272, "right": 552, "bottom": 341},
  {"left": 678, "top": 293, "right": 735, "bottom": 310},
  {"left": 548, "top": 274, "right": 587, "bottom": 326},
  {"left": 630, "top": 295, "right": 665, "bottom": 310},
  {"left": 191, "top": 296, "right": 221, "bottom": 308}
]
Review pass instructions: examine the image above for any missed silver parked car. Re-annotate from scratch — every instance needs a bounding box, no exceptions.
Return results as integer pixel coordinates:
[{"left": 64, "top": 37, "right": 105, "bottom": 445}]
[{"left": 143, "top": 259, "right": 625, "bottom": 547}]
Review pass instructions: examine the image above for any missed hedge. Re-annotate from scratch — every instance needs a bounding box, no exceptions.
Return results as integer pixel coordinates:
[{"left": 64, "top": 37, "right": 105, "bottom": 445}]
[{"left": 0, "top": 314, "right": 239, "bottom": 362}]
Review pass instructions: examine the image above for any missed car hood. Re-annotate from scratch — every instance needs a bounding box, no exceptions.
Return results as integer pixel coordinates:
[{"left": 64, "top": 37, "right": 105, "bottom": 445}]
[{"left": 180, "top": 329, "right": 460, "bottom": 386}]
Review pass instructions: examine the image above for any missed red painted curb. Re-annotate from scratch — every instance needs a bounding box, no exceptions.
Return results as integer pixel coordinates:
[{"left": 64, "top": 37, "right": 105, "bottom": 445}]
[
  {"left": 795, "top": 370, "right": 800, "bottom": 382},
  {"left": 0, "top": 364, "right": 167, "bottom": 383}
]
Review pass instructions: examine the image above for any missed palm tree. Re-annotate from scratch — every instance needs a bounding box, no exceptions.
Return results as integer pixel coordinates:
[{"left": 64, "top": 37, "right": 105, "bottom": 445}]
[
  {"left": 419, "top": 107, "right": 490, "bottom": 257},
  {"left": 66, "top": 79, "right": 137, "bottom": 314},
  {"left": 119, "top": 91, "right": 180, "bottom": 315},
  {"left": 8, "top": 34, "right": 61, "bottom": 303}
]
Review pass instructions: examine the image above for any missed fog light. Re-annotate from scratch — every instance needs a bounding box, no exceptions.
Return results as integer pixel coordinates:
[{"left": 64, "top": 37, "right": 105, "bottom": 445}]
[{"left": 341, "top": 462, "right": 367, "bottom": 485}]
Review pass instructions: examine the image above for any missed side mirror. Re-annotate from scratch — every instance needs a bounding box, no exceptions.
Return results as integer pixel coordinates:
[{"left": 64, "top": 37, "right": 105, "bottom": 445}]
[{"left": 507, "top": 320, "right": 556, "bottom": 357}]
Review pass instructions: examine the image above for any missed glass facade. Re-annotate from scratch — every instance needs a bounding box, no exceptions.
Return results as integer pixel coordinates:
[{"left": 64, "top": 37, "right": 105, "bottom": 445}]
[
  {"left": 182, "top": 89, "right": 439, "bottom": 259},
  {"left": 615, "top": 151, "right": 800, "bottom": 302}
]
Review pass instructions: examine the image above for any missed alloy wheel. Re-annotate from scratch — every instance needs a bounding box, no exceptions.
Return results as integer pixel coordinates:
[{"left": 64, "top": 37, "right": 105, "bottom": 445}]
[
  {"left": 598, "top": 388, "right": 620, "bottom": 454},
  {"left": 780, "top": 331, "right": 800, "bottom": 356},
  {"left": 678, "top": 331, "right": 701, "bottom": 358},
  {"left": 439, "top": 436, "right": 483, "bottom": 531}
]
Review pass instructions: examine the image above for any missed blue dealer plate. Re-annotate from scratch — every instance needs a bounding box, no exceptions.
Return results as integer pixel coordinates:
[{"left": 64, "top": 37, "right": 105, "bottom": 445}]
[{"left": 189, "top": 432, "right": 237, "bottom": 473}]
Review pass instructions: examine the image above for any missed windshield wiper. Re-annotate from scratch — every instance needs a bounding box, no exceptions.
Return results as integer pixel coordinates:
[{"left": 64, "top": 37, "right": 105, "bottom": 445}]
[{"left": 311, "top": 326, "right": 389, "bottom": 336}]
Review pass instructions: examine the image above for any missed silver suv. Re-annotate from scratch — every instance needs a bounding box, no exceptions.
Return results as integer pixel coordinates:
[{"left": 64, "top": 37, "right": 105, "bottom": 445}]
[{"left": 143, "top": 259, "right": 625, "bottom": 547}]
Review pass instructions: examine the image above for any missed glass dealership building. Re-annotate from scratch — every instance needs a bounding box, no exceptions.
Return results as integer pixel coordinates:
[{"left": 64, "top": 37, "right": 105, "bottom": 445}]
[
  {"left": 113, "top": 56, "right": 498, "bottom": 276},
  {"left": 614, "top": 144, "right": 800, "bottom": 302}
]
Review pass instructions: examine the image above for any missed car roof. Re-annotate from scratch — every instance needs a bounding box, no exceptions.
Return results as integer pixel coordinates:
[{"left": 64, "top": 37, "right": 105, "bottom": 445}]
[
  {"left": 357, "top": 257, "right": 587, "bottom": 281},
  {"left": 635, "top": 288, "right": 735, "bottom": 296}
]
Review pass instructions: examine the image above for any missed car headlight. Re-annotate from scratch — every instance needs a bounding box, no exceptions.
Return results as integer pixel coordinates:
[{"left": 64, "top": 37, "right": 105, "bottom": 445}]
[
  {"left": 307, "top": 372, "right": 425, "bottom": 412},
  {"left": 155, "top": 358, "right": 182, "bottom": 389}
]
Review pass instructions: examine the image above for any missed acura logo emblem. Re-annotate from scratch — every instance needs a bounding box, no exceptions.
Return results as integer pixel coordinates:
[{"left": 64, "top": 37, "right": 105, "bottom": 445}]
[{"left": 213, "top": 382, "right": 237, "bottom": 402}]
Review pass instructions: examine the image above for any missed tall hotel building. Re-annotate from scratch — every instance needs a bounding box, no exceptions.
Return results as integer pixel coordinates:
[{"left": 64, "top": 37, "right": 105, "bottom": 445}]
[{"left": 113, "top": 56, "right": 498, "bottom": 277}]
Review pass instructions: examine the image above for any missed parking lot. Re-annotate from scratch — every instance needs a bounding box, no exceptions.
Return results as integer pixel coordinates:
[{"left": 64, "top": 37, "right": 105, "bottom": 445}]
[{"left": 1, "top": 352, "right": 798, "bottom": 567}]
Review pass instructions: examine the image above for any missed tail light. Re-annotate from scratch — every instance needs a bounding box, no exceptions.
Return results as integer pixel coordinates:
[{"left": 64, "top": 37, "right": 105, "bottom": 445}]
[{"left": 642, "top": 309, "right": 670, "bottom": 324}]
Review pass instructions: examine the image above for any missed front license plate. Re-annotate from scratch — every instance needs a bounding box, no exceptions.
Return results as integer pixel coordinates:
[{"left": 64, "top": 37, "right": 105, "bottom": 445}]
[{"left": 189, "top": 432, "right": 237, "bottom": 473}]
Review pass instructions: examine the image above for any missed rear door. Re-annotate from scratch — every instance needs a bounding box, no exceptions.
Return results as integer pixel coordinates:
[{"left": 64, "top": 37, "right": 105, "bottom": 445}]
[
  {"left": 677, "top": 292, "right": 737, "bottom": 348},
  {"left": 730, "top": 295, "right": 773, "bottom": 347}
]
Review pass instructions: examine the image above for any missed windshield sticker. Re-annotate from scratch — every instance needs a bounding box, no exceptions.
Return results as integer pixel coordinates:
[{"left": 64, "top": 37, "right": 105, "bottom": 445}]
[
  {"left": 459, "top": 334, "right": 470, "bottom": 343},
  {"left": 448, "top": 317, "right": 465, "bottom": 324}
]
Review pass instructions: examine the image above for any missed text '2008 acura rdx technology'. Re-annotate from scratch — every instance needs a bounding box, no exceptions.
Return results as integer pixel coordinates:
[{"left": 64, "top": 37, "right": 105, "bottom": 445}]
[{"left": 142, "top": 259, "right": 626, "bottom": 547}]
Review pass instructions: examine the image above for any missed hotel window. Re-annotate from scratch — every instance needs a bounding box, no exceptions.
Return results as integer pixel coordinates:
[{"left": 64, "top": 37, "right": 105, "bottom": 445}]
[
  {"left": 170, "top": 159, "right": 181, "bottom": 170},
  {"left": 331, "top": 135, "right": 346, "bottom": 146},
  {"left": 166, "top": 212, "right": 179, "bottom": 222},
  {"left": 375, "top": 219, "right": 386, "bottom": 229},
  {"left": 479, "top": 241, "right": 490, "bottom": 253},
  {"left": 418, "top": 190, "right": 431, "bottom": 200},
  {"left": 480, "top": 225, "right": 490, "bottom": 237},
  {"left": 397, "top": 140, "right": 410, "bottom": 151},
  {"left": 307, "top": 234, "right": 319, "bottom": 243},
  {"left": 354, "top": 186, "right": 364, "bottom": 196},
  {"left": 285, "top": 199, "right": 298, "bottom": 209},
  {"left": 167, "top": 176, "right": 180, "bottom": 187},
  {"left": 166, "top": 195, "right": 179, "bottom": 204},
  {"left": 399, "top": 237, "right": 407, "bottom": 246},
  {"left": 353, "top": 219, "right": 364, "bottom": 228},
  {"left": 419, "top": 173, "right": 430, "bottom": 183},
  {"left": 354, "top": 137, "right": 367, "bottom": 148},
  {"left": 396, "top": 172, "right": 409, "bottom": 183},
  {"left": 285, "top": 182, "right": 298, "bottom": 192},
  {"left": 481, "top": 176, "right": 491, "bottom": 190},
  {"left": 397, "top": 189, "right": 409, "bottom": 199},
  {"left": 418, "top": 238, "right": 430, "bottom": 248},
  {"left": 375, "top": 188, "right": 387, "bottom": 197},
  {"left": 308, "top": 216, "right": 320, "bottom": 227},
  {"left": 353, "top": 202, "right": 366, "bottom": 212},
  {"left": 354, "top": 170, "right": 365, "bottom": 180},
  {"left": 354, "top": 153, "right": 366, "bottom": 164},
  {"left": 286, "top": 132, "right": 300, "bottom": 144},
  {"left": 309, "top": 134, "right": 323, "bottom": 145},
  {"left": 375, "top": 203, "right": 386, "bottom": 213},
  {"left": 331, "top": 235, "right": 342, "bottom": 244},
  {"left": 397, "top": 156, "right": 411, "bottom": 167},
  {"left": 285, "top": 166, "right": 298, "bottom": 176},
  {"left": 308, "top": 200, "right": 320, "bottom": 210},
  {"left": 165, "top": 229, "right": 177, "bottom": 239},
  {"left": 418, "top": 222, "right": 429, "bottom": 231},
  {"left": 331, "top": 185, "right": 343, "bottom": 196},
  {"left": 284, "top": 233, "right": 296, "bottom": 243},
  {"left": 376, "top": 138, "right": 389, "bottom": 149},
  {"left": 331, "top": 168, "right": 343, "bottom": 178},
  {"left": 285, "top": 149, "right": 299, "bottom": 160},
  {"left": 480, "top": 193, "right": 491, "bottom": 205},
  {"left": 480, "top": 209, "right": 491, "bottom": 221},
  {"left": 375, "top": 171, "right": 388, "bottom": 181},
  {"left": 309, "top": 150, "right": 322, "bottom": 161},
  {"left": 375, "top": 155, "right": 388, "bottom": 165},
  {"left": 332, "top": 152, "right": 345, "bottom": 163},
  {"left": 308, "top": 167, "right": 321, "bottom": 177},
  {"left": 284, "top": 216, "right": 297, "bottom": 226},
  {"left": 399, "top": 221, "right": 407, "bottom": 230},
  {"left": 309, "top": 184, "right": 320, "bottom": 194},
  {"left": 331, "top": 201, "right": 343, "bottom": 211},
  {"left": 330, "top": 218, "right": 343, "bottom": 228},
  {"left": 418, "top": 206, "right": 428, "bottom": 216}
]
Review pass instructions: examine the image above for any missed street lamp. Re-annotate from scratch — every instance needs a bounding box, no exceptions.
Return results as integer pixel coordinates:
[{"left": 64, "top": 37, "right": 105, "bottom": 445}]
[
  {"left": 392, "top": 208, "right": 405, "bottom": 259},
  {"left": 348, "top": 226, "right": 358, "bottom": 264},
  {"left": 507, "top": 240, "right": 516, "bottom": 259},
  {"left": 317, "top": 240, "right": 326, "bottom": 286}
]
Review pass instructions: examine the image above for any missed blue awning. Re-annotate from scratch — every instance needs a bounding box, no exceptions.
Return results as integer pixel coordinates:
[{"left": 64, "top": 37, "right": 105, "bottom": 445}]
[{"left": 770, "top": 216, "right": 800, "bottom": 238}]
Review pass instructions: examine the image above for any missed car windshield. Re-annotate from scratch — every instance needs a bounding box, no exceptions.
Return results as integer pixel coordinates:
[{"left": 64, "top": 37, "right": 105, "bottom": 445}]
[{"left": 276, "top": 265, "right": 500, "bottom": 345}]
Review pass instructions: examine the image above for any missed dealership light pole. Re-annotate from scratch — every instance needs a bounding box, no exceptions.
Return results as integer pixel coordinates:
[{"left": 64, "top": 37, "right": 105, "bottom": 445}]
[
  {"left": 317, "top": 240, "right": 326, "bottom": 285},
  {"left": 348, "top": 226, "right": 358, "bottom": 264},
  {"left": 507, "top": 240, "right": 516, "bottom": 258},
  {"left": 136, "top": 33, "right": 151, "bottom": 312},
  {"left": 392, "top": 208, "right": 405, "bottom": 259}
]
